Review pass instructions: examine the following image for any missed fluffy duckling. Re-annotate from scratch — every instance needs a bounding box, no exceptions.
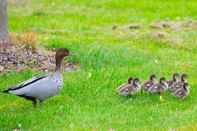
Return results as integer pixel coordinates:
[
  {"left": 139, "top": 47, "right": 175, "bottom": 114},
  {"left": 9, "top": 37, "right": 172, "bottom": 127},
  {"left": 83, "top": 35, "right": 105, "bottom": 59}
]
[
  {"left": 143, "top": 74, "right": 157, "bottom": 92},
  {"left": 130, "top": 78, "right": 141, "bottom": 95},
  {"left": 117, "top": 77, "right": 141, "bottom": 96},
  {"left": 167, "top": 73, "right": 180, "bottom": 91},
  {"left": 117, "top": 77, "right": 133, "bottom": 96},
  {"left": 172, "top": 83, "right": 190, "bottom": 99},
  {"left": 148, "top": 77, "right": 168, "bottom": 101},
  {"left": 170, "top": 73, "right": 188, "bottom": 92}
]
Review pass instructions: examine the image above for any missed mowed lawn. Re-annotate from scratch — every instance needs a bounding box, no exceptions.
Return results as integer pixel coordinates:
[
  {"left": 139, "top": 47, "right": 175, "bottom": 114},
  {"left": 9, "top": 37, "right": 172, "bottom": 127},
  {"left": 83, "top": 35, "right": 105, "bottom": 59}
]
[{"left": 1, "top": 0, "right": 197, "bottom": 130}]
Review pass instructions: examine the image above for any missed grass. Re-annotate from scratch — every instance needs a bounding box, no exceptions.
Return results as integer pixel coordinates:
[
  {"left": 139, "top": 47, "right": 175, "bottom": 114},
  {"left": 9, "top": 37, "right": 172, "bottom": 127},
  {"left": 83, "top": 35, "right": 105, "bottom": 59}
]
[{"left": 0, "top": 0, "right": 197, "bottom": 130}]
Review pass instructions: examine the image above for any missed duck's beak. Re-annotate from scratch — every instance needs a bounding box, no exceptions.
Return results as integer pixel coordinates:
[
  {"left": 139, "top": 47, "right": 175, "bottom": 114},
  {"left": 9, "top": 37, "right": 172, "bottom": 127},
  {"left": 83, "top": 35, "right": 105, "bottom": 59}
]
[{"left": 69, "top": 52, "right": 77, "bottom": 56}]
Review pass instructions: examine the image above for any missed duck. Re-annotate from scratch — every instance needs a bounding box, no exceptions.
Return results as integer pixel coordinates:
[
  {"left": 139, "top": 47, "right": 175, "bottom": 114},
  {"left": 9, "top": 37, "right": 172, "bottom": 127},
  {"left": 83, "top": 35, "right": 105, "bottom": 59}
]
[
  {"left": 143, "top": 74, "right": 157, "bottom": 92},
  {"left": 117, "top": 77, "right": 133, "bottom": 96},
  {"left": 170, "top": 73, "right": 188, "bottom": 92},
  {"left": 130, "top": 78, "right": 141, "bottom": 95},
  {"left": 2, "top": 48, "right": 70, "bottom": 107},
  {"left": 167, "top": 73, "right": 180, "bottom": 91},
  {"left": 180, "top": 73, "right": 188, "bottom": 83},
  {"left": 172, "top": 82, "right": 190, "bottom": 99},
  {"left": 148, "top": 77, "right": 168, "bottom": 101},
  {"left": 117, "top": 77, "right": 141, "bottom": 96}
]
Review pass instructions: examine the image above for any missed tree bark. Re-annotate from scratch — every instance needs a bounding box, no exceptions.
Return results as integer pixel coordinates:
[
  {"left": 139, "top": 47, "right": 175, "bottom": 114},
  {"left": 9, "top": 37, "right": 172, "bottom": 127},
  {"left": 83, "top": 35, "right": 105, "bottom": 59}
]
[{"left": 0, "top": 0, "right": 8, "bottom": 46}]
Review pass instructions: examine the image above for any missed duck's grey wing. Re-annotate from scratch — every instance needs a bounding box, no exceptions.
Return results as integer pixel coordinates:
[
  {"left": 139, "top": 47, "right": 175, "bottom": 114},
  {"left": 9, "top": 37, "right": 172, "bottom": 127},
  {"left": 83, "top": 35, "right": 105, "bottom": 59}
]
[{"left": 3, "top": 75, "right": 47, "bottom": 93}]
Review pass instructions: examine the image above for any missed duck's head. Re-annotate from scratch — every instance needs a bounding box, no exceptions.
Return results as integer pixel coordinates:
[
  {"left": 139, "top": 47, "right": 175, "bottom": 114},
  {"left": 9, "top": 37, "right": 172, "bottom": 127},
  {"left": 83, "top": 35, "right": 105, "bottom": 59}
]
[
  {"left": 133, "top": 78, "right": 141, "bottom": 88},
  {"left": 128, "top": 77, "right": 133, "bottom": 84},
  {"left": 55, "top": 48, "right": 70, "bottom": 71},
  {"left": 150, "top": 74, "right": 156, "bottom": 81},
  {"left": 172, "top": 73, "right": 180, "bottom": 82},
  {"left": 181, "top": 73, "right": 188, "bottom": 83},
  {"left": 160, "top": 77, "right": 167, "bottom": 84},
  {"left": 56, "top": 48, "right": 70, "bottom": 60}
]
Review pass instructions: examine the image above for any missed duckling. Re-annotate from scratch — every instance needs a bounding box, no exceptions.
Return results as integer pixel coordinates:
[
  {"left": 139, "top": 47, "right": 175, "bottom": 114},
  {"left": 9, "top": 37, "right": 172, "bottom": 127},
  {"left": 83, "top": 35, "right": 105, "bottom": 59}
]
[
  {"left": 148, "top": 77, "right": 168, "bottom": 101},
  {"left": 167, "top": 73, "right": 180, "bottom": 91},
  {"left": 117, "top": 77, "right": 141, "bottom": 96},
  {"left": 170, "top": 73, "right": 188, "bottom": 92},
  {"left": 172, "top": 83, "right": 190, "bottom": 99},
  {"left": 117, "top": 77, "right": 133, "bottom": 96},
  {"left": 143, "top": 74, "right": 157, "bottom": 92},
  {"left": 130, "top": 78, "right": 141, "bottom": 95}
]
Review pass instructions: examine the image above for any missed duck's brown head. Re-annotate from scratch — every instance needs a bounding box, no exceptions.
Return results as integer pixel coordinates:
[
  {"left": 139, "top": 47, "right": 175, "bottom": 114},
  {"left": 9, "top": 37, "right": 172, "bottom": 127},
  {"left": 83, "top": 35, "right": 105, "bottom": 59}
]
[
  {"left": 56, "top": 48, "right": 70, "bottom": 59},
  {"left": 55, "top": 48, "right": 70, "bottom": 71},
  {"left": 128, "top": 77, "right": 133, "bottom": 84},
  {"left": 172, "top": 73, "right": 180, "bottom": 82},
  {"left": 181, "top": 73, "right": 188, "bottom": 82}
]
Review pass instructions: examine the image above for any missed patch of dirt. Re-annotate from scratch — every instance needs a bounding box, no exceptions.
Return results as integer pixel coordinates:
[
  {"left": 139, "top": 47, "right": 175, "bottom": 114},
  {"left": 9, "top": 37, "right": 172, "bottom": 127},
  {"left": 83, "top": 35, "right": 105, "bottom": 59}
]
[
  {"left": 150, "top": 20, "right": 197, "bottom": 30},
  {"left": 112, "top": 23, "right": 141, "bottom": 30},
  {"left": 150, "top": 21, "right": 183, "bottom": 30},
  {"left": 128, "top": 24, "right": 141, "bottom": 30},
  {"left": 112, "top": 19, "right": 196, "bottom": 47},
  {"left": 0, "top": 33, "right": 78, "bottom": 73},
  {"left": 150, "top": 31, "right": 169, "bottom": 39}
]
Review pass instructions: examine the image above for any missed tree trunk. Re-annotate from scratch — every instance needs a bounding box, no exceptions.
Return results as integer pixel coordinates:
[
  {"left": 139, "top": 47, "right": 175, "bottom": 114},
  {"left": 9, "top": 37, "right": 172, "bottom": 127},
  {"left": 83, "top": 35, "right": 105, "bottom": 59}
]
[{"left": 0, "top": 0, "right": 8, "bottom": 46}]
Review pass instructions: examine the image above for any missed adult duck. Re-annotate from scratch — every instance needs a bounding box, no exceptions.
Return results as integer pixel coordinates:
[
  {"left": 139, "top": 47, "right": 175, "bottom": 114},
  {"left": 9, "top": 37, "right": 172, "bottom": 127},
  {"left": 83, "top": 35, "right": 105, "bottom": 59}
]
[{"left": 2, "top": 48, "right": 70, "bottom": 107}]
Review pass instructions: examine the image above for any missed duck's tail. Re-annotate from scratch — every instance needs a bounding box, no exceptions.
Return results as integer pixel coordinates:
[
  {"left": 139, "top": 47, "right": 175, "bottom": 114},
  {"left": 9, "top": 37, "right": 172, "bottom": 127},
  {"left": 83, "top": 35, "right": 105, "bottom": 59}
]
[{"left": 1, "top": 89, "right": 9, "bottom": 93}]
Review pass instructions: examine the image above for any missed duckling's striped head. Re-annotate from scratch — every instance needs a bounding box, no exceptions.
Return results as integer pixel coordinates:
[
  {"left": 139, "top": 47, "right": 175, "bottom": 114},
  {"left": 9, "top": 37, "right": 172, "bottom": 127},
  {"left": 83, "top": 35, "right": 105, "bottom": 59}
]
[
  {"left": 172, "top": 73, "right": 180, "bottom": 82},
  {"left": 160, "top": 77, "right": 166, "bottom": 83},
  {"left": 128, "top": 77, "right": 133, "bottom": 84},
  {"left": 150, "top": 74, "right": 156, "bottom": 81},
  {"left": 181, "top": 73, "right": 188, "bottom": 82},
  {"left": 133, "top": 78, "right": 141, "bottom": 88}
]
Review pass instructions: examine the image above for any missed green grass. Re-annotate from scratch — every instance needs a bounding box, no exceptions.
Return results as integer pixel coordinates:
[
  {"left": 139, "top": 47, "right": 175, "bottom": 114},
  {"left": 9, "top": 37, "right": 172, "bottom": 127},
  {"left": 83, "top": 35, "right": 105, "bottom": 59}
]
[{"left": 1, "top": 0, "right": 197, "bottom": 130}]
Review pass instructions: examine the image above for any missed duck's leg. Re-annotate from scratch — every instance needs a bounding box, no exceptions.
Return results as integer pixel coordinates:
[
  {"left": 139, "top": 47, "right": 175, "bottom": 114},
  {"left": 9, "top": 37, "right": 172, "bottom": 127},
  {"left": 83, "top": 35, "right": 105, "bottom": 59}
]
[
  {"left": 39, "top": 99, "right": 44, "bottom": 106},
  {"left": 32, "top": 99, "right": 37, "bottom": 107},
  {"left": 18, "top": 95, "right": 37, "bottom": 107}
]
